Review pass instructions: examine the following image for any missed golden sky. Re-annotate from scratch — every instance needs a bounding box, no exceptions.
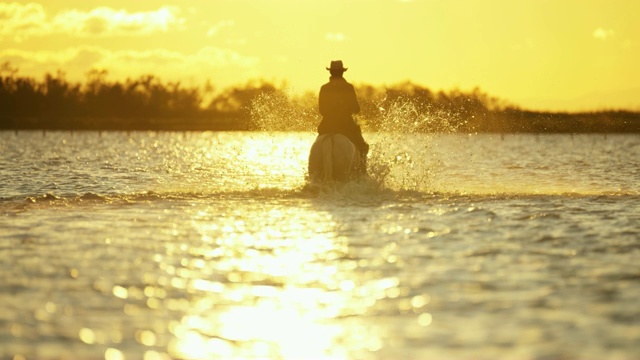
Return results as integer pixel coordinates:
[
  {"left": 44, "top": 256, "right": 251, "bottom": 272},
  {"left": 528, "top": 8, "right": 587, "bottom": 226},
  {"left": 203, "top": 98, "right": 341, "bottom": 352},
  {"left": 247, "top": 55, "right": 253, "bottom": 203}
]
[{"left": 1, "top": 0, "right": 639, "bottom": 111}]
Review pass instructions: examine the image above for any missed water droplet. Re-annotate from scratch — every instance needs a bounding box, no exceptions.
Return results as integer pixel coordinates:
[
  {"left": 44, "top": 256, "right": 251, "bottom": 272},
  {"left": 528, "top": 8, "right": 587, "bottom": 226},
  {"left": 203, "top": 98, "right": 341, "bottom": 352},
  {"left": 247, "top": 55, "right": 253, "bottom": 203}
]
[
  {"left": 105, "top": 348, "right": 124, "bottom": 360},
  {"left": 418, "top": 313, "right": 432, "bottom": 327},
  {"left": 112, "top": 285, "right": 128, "bottom": 299},
  {"left": 79, "top": 327, "right": 96, "bottom": 344}
]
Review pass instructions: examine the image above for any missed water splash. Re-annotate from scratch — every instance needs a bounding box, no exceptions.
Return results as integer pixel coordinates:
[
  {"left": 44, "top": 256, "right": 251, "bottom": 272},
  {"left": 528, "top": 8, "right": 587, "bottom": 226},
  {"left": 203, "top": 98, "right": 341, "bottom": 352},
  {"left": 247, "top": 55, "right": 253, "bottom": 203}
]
[
  {"left": 249, "top": 91, "right": 319, "bottom": 132},
  {"left": 248, "top": 91, "right": 473, "bottom": 194},
  {"left": 246, "top": 90, "right": 530, "bottom": 197},
  {"left": 365, "top": 95, "right": 469, "bottom": 192}
]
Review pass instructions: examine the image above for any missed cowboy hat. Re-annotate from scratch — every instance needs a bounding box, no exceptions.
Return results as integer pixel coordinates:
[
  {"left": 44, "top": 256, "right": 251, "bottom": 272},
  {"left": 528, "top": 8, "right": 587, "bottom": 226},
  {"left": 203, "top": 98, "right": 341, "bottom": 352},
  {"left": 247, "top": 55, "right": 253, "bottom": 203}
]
[{"left": 326, "top": 60, "right": 348, "bottom": 72}]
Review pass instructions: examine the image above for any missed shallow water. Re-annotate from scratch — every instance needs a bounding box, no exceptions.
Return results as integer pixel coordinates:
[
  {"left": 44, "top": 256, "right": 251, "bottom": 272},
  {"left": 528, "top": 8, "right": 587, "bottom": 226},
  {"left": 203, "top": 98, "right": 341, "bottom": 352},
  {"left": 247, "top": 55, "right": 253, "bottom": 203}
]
[{"left": 1, "top": 131, "right": 639, "bottom": 360}]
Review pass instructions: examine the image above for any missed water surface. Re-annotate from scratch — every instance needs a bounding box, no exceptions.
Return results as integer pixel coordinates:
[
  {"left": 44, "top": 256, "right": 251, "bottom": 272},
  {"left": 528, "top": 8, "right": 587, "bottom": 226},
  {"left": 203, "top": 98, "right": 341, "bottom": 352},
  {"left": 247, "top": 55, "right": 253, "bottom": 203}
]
[{"left": 1, "top": 131, "right": 639, "bottom": 359}]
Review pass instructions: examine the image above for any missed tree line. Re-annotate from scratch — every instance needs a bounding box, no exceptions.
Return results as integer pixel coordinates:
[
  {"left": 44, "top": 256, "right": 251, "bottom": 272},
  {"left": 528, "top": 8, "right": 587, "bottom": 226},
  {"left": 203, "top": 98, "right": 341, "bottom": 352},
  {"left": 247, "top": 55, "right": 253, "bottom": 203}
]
[{"left": 1, "top": 63, "right": 639, "bottom": 133}]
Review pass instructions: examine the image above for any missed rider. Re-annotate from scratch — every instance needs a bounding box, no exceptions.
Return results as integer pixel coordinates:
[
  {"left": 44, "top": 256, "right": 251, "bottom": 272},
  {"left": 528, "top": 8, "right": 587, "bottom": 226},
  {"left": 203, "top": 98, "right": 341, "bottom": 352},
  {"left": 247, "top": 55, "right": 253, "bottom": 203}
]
[{"left": 318, "top": 60, "right": 369, "bottom": 175}]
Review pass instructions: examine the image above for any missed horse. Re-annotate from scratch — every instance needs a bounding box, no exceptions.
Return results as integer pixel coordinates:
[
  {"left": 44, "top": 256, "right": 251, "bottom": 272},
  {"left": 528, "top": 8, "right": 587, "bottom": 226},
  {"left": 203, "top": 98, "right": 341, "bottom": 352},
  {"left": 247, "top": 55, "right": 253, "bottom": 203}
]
[{"left": 308, "top": 133, "right": 361, "bottom": 183}]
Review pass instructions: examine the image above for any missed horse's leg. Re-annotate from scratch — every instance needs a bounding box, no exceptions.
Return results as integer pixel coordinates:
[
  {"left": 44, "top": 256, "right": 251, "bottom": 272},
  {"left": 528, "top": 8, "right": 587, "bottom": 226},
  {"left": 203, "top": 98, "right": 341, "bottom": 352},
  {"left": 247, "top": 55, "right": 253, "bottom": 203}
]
[{"left": 352, "top": 150, "right": 366, "bottom": 178}]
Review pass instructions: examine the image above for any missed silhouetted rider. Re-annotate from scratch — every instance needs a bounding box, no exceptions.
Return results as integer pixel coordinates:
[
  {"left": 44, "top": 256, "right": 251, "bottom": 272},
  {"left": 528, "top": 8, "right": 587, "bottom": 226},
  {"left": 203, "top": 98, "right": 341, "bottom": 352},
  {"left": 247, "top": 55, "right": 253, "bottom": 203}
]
[{"left": 318, "top": 60, "right": 369, "bottom": 174}]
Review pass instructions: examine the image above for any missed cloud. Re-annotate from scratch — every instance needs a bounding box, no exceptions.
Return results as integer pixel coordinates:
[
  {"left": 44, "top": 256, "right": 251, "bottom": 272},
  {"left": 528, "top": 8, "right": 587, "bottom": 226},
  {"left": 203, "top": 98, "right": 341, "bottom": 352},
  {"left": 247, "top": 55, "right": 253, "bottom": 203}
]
[
  {"left": 0, "top": 3, "right": 184, "bottom": 41},
  {"left": 54, "top": 6, "right": 184, "bottom": 36},
  {"left": 0, "top": 46, "right": 260, "bottom": 86},
  {"left": 325, "top": 32, "right": 346, "bottom": 42},
  {"left": 593, "top": 27, "right": 615, "bottom": 40},
  {"left": 0, "top": 2, "right": 48, "bottom": 42},
  {"left": 206, "top": 19, "right": 235, "bottom": 37}
]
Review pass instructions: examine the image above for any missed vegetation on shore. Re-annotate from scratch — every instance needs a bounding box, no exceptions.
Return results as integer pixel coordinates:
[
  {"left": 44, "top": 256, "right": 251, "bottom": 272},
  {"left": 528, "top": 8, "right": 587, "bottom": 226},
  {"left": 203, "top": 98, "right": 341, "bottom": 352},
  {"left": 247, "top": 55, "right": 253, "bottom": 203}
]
[{"left": 1, "top": 63, "right": 639, "bottom": 133}]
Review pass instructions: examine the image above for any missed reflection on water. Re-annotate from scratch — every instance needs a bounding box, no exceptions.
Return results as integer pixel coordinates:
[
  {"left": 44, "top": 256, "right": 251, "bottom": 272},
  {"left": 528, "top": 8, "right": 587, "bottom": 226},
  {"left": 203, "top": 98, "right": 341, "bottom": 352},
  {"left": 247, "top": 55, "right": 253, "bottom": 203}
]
[
  {"left": 1, "top": 131, "right": 640, "bottom": 359},
  {"left": 157, "top": 203, "right": 393, "bottom": 359}
]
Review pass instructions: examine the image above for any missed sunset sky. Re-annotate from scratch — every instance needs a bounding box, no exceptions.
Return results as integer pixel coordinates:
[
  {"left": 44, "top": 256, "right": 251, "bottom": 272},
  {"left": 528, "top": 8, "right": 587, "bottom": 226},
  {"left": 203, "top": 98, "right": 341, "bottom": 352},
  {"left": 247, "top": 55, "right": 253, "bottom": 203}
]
[{"left": 1, "top": 0, "right": 639, "bottom": 111}]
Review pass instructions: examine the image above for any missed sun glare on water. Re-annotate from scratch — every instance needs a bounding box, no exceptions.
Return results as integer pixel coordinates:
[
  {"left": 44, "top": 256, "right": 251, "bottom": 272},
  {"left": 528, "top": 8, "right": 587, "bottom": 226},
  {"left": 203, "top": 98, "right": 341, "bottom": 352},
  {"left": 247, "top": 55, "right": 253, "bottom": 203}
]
[
  {"left": 238, "top": 135, "right": 311, "bottom": 185},
  {"left": 153, "top": 201, "right": 391, "bottom": 359}
]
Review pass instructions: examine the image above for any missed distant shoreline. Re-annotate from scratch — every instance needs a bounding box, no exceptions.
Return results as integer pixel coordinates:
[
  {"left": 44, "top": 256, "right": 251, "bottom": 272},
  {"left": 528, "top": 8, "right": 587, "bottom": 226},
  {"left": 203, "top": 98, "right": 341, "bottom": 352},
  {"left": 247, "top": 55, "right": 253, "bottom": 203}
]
[
  {"left": 2, "top": 109, "right": 640, "bottom": 134},
  {"left": 2, "top": 67, "right": 640, "bottom": 133}
]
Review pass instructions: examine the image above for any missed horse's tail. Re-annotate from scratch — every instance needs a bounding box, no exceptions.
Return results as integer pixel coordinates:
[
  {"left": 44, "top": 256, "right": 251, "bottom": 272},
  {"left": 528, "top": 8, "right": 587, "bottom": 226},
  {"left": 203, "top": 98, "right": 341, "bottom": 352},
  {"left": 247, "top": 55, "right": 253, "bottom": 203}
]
[{"left": 321, "top": 135, "right": 333, "bottom": 182}]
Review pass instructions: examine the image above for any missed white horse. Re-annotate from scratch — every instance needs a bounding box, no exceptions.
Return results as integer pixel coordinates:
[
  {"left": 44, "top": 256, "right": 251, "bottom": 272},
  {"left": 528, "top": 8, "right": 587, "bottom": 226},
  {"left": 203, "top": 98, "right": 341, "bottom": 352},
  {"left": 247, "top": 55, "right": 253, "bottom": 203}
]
[{"left": 308, "top": 133, "right": 360, "bottom": 183}]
